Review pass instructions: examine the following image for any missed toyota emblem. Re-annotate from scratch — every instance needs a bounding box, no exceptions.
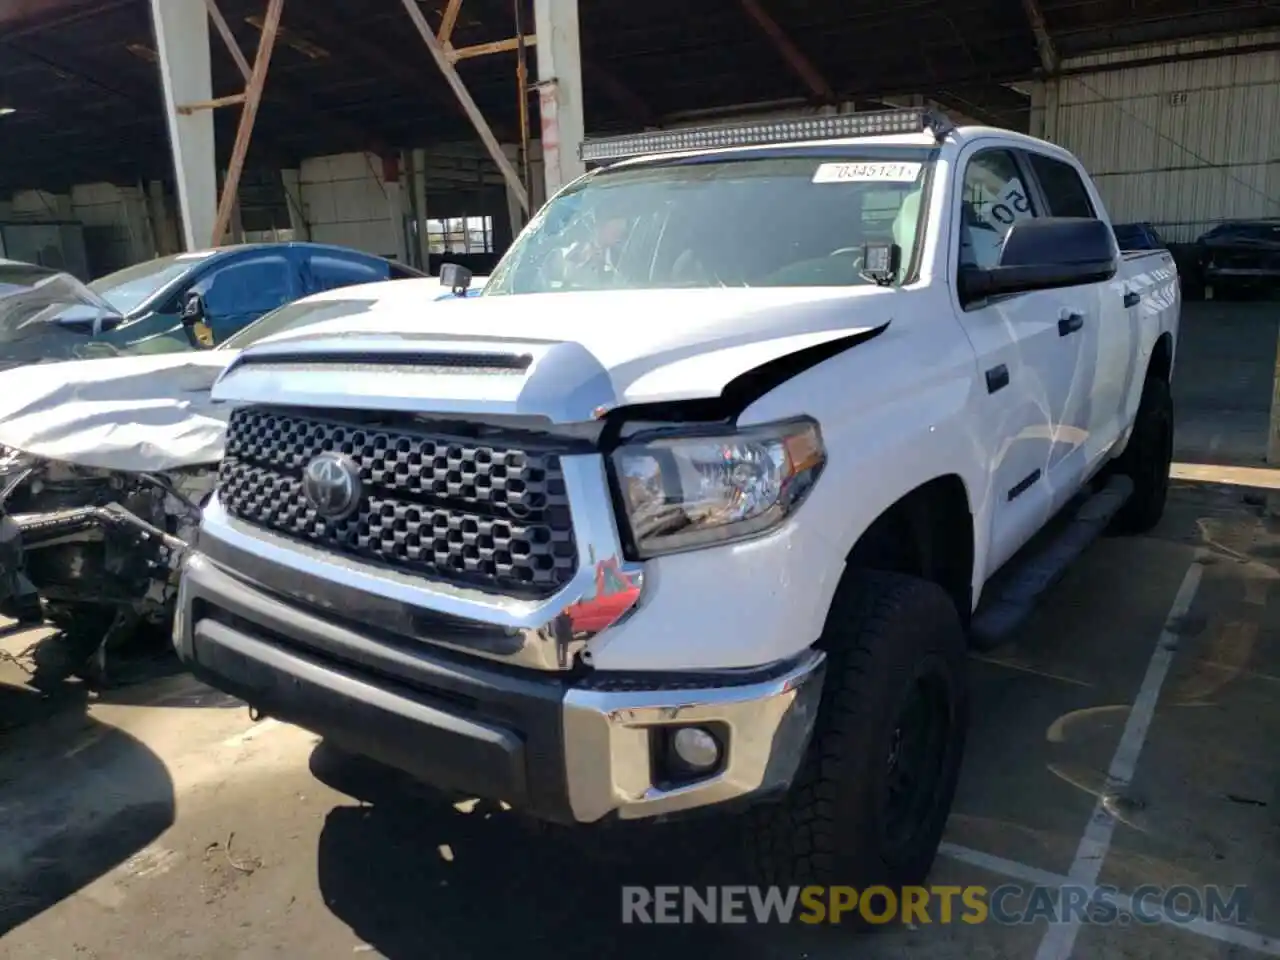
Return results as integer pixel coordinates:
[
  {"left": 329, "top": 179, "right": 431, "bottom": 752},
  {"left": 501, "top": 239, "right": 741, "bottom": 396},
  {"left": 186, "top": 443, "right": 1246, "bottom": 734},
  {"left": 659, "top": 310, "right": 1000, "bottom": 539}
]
[{"left": 301, "top": 452, "right": 363, "bottom": 520}]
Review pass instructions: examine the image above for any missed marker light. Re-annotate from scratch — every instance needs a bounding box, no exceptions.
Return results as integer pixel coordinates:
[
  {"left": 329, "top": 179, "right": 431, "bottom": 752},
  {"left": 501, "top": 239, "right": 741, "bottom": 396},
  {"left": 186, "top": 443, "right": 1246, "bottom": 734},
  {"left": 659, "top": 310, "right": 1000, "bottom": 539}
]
[{"left": 579, "top": 108, "right": 954, "bottom": 165}]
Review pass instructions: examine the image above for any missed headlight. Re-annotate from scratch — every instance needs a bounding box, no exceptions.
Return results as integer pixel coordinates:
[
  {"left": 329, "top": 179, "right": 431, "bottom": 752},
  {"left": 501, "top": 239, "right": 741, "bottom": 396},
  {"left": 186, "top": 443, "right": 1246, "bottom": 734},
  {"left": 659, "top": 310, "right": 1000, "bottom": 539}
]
[{"left": 610, "top": 418, "right": 826, "bottom": 558}]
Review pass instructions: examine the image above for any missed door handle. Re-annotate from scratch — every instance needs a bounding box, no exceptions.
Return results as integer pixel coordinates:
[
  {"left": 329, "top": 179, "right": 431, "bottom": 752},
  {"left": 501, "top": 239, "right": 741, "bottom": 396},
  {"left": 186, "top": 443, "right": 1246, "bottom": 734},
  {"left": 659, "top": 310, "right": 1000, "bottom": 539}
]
[
  {"left": 985, "top": 364, "right": 1010, "bottom": 394},
  {"left": 1123, "top": 290, "right": 1141, "bottom": 308},
  {"left": 1058, "top": 311, "right": 1084, "bottom": 337}
]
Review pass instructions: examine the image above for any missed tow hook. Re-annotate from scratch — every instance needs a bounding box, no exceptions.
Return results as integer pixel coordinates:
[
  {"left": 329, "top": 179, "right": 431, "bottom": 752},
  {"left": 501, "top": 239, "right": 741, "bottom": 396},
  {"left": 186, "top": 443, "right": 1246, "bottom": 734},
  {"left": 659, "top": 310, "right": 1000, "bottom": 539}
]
[{"left": 248, "top": 705, "right": 269, "bottom": 722}]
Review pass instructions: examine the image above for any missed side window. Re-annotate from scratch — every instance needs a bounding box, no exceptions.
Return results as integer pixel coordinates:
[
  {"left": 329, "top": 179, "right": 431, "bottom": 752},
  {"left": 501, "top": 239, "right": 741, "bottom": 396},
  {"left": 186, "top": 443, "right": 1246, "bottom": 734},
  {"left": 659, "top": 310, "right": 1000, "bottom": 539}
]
[
  {"left": 959, "top": 149, "right": 1037, "bottom": 269},
  {"left": 308, "top": 254, "right": 387, "bottom": 293},
  {"left": 1026, "top": 153, "right": 1096, "bottom": 218},
  {"left": 201, "top": 255, "right": 293, "bottom": 316}
]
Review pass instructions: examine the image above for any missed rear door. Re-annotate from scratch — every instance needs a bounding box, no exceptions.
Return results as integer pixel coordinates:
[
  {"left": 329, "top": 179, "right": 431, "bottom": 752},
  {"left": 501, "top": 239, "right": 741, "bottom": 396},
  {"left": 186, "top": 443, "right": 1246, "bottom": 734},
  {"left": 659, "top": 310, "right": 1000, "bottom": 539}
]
[
  {"left": 949, "top": 144, "right": 1083, "bottom": 572},
  {"left": 1024, "top": 149, "right": 1133, "bottom": 478}
]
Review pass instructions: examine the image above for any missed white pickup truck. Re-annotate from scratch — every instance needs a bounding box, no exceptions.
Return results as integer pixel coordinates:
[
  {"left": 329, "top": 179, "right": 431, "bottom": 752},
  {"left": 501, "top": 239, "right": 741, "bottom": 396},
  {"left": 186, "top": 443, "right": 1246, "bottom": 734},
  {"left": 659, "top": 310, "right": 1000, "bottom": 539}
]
[{"left": 174, "top": 110, "right": 1179, "bottom": 890}]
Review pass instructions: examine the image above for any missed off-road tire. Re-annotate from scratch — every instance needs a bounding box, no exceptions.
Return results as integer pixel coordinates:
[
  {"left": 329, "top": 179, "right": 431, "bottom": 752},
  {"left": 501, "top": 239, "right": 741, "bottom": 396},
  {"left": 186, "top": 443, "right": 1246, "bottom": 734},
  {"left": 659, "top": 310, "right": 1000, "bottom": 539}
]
[
  {"left": 748, "top": 570, "right": 969, "bottom": 894},
  {"left": 1110, "top": 375, "right": 1173, "bottom": 535}
]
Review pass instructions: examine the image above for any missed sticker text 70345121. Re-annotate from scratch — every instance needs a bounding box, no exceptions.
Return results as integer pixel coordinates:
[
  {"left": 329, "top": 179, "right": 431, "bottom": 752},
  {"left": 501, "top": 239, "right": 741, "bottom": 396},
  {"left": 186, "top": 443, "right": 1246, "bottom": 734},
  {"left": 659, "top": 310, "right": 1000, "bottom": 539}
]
[{"left": 812, "top": 162, "right": 923, "bottom": 184}]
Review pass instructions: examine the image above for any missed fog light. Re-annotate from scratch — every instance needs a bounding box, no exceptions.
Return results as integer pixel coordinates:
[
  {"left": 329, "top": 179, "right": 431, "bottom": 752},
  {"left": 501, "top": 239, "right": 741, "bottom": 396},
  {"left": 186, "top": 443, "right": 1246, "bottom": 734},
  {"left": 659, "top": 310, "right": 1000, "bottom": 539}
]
[{"left": 671, "top": 726, "right": 721, "bottom": 771}]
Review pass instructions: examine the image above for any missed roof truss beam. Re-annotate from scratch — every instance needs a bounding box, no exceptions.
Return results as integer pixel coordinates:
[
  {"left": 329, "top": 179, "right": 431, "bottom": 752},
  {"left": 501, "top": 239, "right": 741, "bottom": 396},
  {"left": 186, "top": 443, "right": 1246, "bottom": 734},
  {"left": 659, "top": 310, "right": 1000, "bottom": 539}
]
[
  {"left": 737, "top": 0, "right": 835, "bottom": 103},
  {"left": 1020, "top": 0, "right": 1058, "bottom": 73},
  {"left": 208, "top": 0, "right": 395, "bottom": 159}
]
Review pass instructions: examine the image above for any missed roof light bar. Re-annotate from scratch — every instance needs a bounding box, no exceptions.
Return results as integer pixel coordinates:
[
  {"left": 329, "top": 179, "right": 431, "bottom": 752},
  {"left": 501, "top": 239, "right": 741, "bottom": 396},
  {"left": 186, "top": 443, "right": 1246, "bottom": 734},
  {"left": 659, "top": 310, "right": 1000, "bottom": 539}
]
[{"left": 579, "top": 108, "right": 954, "bottom": 164}]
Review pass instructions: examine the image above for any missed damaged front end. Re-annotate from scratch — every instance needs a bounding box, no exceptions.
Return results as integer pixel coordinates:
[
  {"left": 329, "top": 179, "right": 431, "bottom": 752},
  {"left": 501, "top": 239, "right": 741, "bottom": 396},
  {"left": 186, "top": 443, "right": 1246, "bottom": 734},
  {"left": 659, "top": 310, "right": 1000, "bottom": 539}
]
[{"left": 0, "top": 445, "right": 215, "bottom": 683}]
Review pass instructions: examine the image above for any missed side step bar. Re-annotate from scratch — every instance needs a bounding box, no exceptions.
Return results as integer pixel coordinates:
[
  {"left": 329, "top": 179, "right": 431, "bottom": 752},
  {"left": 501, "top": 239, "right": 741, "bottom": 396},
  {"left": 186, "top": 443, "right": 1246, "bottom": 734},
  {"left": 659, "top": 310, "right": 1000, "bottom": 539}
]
[{"left": 970, "top": 474, "right": 1133, "bottom": 651}]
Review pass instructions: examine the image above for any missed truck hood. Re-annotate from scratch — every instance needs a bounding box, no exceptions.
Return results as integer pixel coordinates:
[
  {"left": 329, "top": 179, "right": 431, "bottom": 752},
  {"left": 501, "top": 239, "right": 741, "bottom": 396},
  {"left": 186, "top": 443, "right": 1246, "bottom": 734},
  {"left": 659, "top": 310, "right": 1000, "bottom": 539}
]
[
  {"left": 0, "top": 351, "right": 235, "bottom": 472},
  {"left": 214, "top": 287, "right": 893, "bottom": 422}
]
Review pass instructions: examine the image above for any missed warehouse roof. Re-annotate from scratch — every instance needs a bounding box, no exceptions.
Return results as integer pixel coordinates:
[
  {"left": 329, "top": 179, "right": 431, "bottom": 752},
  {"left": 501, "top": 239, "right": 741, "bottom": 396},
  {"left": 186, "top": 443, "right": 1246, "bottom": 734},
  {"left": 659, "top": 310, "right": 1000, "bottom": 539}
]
[{"left": 2, "top": 0, "right": 1279, "bottom": 192}]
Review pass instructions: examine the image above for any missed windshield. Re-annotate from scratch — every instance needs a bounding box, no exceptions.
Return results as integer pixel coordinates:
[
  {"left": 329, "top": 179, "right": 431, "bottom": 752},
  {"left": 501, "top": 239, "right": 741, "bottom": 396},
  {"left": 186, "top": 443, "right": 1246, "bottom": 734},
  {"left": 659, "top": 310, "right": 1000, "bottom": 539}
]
[
  {"left": 217, "top": 297, "right": 379, "bottom": 351},
  {"left": 483, "top": 151, "right": 932, "bottom": 295},
  {"left": 0, "top": 267, "right": 122, "bottom": 341},
  {"left": 88, "top": 253, "right": 207, "bottom": 314}
]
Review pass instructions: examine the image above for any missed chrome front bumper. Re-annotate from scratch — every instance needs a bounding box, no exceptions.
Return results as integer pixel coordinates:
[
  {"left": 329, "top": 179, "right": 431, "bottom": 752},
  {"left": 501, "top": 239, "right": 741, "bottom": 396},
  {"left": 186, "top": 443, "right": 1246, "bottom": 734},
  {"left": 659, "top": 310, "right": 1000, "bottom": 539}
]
[
  {"left": 175, "top": 551, "right": 826, "bottom": 823},
  {"left": 562, "top": 650, "right": 826, "bottom": 821}
]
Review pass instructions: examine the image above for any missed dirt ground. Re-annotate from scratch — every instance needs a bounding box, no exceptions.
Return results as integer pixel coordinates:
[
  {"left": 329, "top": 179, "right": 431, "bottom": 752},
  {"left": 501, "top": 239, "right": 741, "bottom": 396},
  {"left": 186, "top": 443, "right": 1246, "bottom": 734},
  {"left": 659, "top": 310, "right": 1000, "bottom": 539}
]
[{"left": 2, "top": 301, "right": 1280, "bottom": 959}]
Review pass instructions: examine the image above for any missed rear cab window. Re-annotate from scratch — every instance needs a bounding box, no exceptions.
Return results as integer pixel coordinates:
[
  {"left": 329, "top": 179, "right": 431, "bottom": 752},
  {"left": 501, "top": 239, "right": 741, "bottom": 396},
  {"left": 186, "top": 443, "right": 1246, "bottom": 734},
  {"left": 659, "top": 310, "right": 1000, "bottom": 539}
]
[{"left": 1025, "top": 152, "right": 1096, "bottom": 219}]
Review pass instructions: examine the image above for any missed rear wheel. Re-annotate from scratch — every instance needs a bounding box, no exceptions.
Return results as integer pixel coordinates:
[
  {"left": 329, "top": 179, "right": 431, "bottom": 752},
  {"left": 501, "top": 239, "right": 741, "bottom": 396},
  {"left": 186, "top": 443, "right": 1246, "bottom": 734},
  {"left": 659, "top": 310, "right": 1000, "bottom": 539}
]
[
  {"left": 748, "top": 571, "right": 969, "bottom": 895},
  {"left": 1111, "top": 375, "right": 1173, "bottom": 535}
]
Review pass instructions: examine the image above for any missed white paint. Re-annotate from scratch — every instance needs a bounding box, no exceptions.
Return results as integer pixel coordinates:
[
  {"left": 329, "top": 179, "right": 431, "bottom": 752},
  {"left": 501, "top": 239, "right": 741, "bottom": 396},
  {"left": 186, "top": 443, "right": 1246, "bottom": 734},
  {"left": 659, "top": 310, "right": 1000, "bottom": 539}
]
[
  {"left": 150, "top": 0, "right": 217, "bottom": 250},
  {"left": 941, "top": 842, "right": 1280, "bottom": 957},
  {"left": 1034, "top": 555, "right": 1205, "bottom": 960},
  {"left": 204, "top": 126, "right": 1179, "bottom": 672},
  {"left": 812, "top": 161, "right": 922, "bottom": 183}
]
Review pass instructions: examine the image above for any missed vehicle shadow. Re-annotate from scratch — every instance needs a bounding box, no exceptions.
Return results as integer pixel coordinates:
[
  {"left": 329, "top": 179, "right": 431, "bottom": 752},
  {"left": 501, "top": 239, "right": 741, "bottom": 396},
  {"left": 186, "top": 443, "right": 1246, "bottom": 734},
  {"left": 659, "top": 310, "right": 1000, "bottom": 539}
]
[
  {"left": 310, "top": 742, "right": 823, "bottom": 960},
  {"left": 4, "top": 620, "right": 238, "bottom": 710},
  {"left": 0, "top": 684, "right": 176, "bottom": 936}
]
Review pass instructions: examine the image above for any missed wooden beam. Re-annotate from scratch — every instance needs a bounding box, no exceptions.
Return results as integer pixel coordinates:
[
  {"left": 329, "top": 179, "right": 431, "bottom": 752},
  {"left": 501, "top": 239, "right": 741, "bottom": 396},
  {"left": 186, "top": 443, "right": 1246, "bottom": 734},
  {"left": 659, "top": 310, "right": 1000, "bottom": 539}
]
[
  {"left": 438, "top": 0, "right": 464, "bottom": 44},
  {"left": 211, "top": 0, "right": 285, "bottom": 245},
  {"left": 398, "top": 0, "right": 529, "bottom": 213},
  {"left": 304, "top": 5, "right": 457, "bottom": 115},
  {"left": 448, "top": 34, "right": 537, "bottom": 61},
  {"left": 206, "top": 0, "right": 395, "bottom": 159},
  {"left": 178, "top": 92, "right": 246, "bottom": 114},
  {"left": 202, "top": 0, "right": 253, "bottom": 79},
  {"left": 1020, "top": 0, "right": 1058, "bottom": 73},
  {"left": 738, "top": 0, "right": 835, "bottom": 103}
]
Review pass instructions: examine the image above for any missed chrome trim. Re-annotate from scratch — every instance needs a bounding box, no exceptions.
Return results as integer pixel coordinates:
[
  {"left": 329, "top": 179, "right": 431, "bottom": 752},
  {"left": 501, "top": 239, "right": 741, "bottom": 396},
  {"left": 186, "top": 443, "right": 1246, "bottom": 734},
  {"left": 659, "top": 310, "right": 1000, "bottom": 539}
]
[
  {"left": 198, "top": 453, "right": 643, "bottom": 672},
  {"left": 172, "top": 553, "right": 194, "bottom": 659},
  {"left": 561, "top": 649, "right": 826, "bottom": 822}
]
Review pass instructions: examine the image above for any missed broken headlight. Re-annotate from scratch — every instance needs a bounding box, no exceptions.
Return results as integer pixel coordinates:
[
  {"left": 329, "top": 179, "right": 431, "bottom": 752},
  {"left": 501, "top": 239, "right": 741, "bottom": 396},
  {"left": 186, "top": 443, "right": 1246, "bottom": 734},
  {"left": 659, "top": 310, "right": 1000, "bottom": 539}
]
[{"left": 611, "top": 418, "right": 825, "bottom": 558}]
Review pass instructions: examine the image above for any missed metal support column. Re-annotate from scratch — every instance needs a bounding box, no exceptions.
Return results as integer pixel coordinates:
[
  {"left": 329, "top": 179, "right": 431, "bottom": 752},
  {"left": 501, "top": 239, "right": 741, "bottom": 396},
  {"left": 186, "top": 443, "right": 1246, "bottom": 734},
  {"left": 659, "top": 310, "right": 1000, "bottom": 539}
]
[
  {"left": 150, "top": 0, "right": 217, "bottom": 250},
  {"left": 280, "top": 168, "right": 310, "bottom": 240},
  {"left": 533, "top": 0, "right": 585, "bottom": 198}
]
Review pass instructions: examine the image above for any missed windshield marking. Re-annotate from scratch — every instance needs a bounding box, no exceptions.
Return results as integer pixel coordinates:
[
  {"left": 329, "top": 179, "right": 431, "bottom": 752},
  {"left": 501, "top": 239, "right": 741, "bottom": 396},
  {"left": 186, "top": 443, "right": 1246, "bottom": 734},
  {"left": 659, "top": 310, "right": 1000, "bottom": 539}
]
[{"left": 812, "top": 162, "right": 922, "bottom": 183}]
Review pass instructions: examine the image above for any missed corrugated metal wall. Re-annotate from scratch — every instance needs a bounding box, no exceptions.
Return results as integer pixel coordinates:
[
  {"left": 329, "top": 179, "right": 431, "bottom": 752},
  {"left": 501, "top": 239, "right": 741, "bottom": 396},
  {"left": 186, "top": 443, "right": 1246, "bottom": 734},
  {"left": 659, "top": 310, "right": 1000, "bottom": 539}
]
[{"left": 1032, "top": 32, "right": 1280, "bottom": 241}]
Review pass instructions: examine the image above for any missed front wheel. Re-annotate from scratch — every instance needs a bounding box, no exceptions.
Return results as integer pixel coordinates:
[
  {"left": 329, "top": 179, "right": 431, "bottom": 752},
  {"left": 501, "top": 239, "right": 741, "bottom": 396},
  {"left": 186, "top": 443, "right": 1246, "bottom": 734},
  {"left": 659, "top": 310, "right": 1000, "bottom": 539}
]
[{"left": 748, "top": 570, "right": 969, "bottom": 893}]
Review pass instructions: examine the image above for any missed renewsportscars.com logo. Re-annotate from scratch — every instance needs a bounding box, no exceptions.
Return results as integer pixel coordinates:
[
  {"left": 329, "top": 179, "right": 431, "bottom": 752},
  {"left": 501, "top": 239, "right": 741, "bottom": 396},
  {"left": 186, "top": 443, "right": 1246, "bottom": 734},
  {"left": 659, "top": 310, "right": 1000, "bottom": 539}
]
[{"left": 621, "top": 884, "right": 1251, "bottom": 926}]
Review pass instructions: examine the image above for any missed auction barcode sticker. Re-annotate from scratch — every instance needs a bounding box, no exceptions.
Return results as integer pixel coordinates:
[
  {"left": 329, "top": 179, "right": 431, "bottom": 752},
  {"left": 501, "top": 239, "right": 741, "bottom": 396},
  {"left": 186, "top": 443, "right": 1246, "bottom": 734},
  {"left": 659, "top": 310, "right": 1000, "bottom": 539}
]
[{"left": 812, "top": 162, "right": 922, "bottom": 183}]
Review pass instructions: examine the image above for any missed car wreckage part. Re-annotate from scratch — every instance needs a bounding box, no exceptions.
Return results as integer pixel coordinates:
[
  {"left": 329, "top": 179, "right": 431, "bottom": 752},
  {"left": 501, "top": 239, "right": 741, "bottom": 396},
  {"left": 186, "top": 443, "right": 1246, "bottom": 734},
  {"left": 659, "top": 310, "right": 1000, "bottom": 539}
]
[{"left": 0, "top": 449, "right": 215, "bottom": 681}]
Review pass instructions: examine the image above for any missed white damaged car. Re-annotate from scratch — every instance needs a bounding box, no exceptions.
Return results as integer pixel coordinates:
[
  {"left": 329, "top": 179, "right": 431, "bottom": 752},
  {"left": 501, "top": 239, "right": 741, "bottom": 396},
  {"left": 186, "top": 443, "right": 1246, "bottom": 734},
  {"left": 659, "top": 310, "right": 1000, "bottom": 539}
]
[{"left": 0, "top": 271, "right": 483, "bottom": 682}]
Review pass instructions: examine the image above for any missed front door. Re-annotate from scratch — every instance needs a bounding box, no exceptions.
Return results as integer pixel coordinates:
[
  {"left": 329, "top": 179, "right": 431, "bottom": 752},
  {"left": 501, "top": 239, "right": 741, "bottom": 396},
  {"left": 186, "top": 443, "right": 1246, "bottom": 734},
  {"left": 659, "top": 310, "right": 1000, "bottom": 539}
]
[
  {"left": 949, "top": 145, "right": 1081, "bottom": 574},
  {"left": 193, "top": 250, "right": 302, "bottom": 343}
]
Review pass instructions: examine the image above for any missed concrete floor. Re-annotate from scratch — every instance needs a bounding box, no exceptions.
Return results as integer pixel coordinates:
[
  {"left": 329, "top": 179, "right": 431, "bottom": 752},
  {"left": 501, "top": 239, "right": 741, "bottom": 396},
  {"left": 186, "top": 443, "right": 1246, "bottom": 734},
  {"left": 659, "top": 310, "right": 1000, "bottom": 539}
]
[{"left": 2, "top": 301, "right": 1280, "bottom": 959}]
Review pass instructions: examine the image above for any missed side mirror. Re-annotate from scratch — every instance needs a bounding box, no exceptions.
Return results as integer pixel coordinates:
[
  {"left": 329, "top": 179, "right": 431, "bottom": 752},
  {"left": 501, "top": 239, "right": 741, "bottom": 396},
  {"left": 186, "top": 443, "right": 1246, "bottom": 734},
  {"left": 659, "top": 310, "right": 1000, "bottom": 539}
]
[
  {"left": 181, "top": 291, "right": 216, "bottom": 348},
  {"left": 959, "top": 217, "right": 1118, "bottom": 304},
  {"left": 439, "top": 262, "right": 473, "bottom": 297}
]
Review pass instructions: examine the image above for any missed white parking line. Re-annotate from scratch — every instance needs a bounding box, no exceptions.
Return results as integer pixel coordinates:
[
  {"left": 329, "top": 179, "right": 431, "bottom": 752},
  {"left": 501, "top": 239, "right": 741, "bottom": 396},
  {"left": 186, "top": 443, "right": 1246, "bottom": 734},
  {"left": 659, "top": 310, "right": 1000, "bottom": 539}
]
[
  {"left": 940, "top": 842, "right": 1280, "bottom": 957},
  {"left": 1034, "top": 555, "right": 1206, "bottom": 960}
]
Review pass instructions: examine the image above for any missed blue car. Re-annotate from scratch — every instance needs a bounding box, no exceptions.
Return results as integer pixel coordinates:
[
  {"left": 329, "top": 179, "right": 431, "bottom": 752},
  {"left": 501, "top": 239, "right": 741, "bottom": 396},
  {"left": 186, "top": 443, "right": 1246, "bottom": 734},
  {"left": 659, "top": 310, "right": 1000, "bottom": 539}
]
[{"left": 85, "top": 242, "right": 425, "bottom": 353}]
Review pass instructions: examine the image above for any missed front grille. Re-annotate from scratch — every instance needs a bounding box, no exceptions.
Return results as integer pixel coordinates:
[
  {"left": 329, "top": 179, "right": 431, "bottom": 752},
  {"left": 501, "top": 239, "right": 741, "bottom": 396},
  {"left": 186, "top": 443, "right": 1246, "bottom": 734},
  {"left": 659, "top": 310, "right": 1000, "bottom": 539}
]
[{"left": 218, "top": 406, "right": 578, "bottom": 597}]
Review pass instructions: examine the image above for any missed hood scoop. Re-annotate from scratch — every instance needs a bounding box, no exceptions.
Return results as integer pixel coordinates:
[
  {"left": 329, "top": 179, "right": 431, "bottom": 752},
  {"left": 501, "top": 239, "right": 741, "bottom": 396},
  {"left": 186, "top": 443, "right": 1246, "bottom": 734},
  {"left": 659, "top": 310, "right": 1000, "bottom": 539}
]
[{"left": 231, "top": 349, "right": 534, "bottom": 376}]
